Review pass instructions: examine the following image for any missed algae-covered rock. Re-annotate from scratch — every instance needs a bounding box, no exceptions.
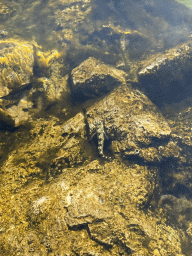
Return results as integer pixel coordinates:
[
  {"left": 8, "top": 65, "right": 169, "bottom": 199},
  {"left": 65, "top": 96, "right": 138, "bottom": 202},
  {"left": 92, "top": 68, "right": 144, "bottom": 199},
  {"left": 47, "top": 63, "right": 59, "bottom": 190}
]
[
  {"left": 0, "top": 112, "right": 93, "bottom": 190},
  {"left": 86, "top": 84, "right": 171, "bottom": 162},
  {"left": 30, "top": 47, "right": 72, "bottom": 115},
  {"left": 0, "top": 39, "right": 34, "bottom": 98},
  {"left": 138, "top": 41, "right": 192, "bottom": 105},
  {"left": 48, "top": 112, "right": 93, "bottom": 177},
  {"left": 0, "top": 159, "right": 185, "bottom": 255},
  {"left": 0, "top": 44, "right": 72, "bottom": 127},
  {"left": 187, "top": 223, "right": 192, "bottom": 238},
  {"left": 54, "top": 0, "right": 93, "bottom": 42},
  {"left": 71, "top": 57, "right": 127, "bottom": 99},
  {"left": 37, "top": 74, "right": 70, "bottom": 103},
  {"left": 0, "top": 0, "right": 192, "bottom": 255},
  {"left": 0, "top": 88, "right": 186, "bottom": 255},
  {"left": 158, "top": 102, "right": 192, "bottom": 201},
  {"left": 0, "top": 39, "right": 34, "bottom": 127}
]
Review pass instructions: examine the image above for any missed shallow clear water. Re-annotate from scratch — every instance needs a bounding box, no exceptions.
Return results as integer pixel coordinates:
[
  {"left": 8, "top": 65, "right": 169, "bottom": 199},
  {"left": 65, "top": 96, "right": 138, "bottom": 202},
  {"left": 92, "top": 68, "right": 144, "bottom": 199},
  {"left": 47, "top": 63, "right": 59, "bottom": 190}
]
[{"left": 0, "top": 0, "right": 192, "bottom": 255}]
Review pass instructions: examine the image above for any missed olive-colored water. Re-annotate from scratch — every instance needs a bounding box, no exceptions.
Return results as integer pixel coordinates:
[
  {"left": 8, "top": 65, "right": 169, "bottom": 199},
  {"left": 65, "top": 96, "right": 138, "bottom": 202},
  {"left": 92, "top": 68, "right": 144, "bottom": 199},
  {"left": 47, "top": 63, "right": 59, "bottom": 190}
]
[{"left": 0, "top": 0, "right": 192, "bottom": 255}]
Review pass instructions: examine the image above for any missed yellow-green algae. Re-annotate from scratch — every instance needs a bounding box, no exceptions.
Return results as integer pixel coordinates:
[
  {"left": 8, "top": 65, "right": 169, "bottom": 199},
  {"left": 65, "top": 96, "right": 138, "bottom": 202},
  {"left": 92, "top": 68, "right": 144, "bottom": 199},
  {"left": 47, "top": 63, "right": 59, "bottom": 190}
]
[
  {"left": 0, "top": 0, "right": 191, "bottom": 255},
  {"left": 0, "top": 39, "right": 34, "bottom": 97}
]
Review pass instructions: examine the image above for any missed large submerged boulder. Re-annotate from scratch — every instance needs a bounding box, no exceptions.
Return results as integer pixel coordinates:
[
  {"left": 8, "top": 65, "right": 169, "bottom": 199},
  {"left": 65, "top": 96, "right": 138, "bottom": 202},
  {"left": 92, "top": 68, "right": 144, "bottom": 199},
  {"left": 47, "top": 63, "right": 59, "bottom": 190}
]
[
  {"left": 86, "top": 84, "right": 176, "bottom": 162},
  {"left": 0, "top": 159, "right": 185, "bottom": 256}
]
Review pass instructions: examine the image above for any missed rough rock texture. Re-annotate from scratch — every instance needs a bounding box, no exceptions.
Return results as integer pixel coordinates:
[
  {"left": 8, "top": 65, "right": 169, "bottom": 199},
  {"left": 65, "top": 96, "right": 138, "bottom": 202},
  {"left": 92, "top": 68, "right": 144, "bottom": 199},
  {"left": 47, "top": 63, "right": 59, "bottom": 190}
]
[
  {"left": 54, "top": 0, "right": 93, "bottom": 45},
  {"left": 138, "top": 41, "right": 192, "bottom": 106},
  {"left": 0, "top": 113, "right": 93, "bottom": 192},
  {"left": 0, "top": 77, "right": 188, "bottom": 254},
  {"left": 0, "top": 39, "right": 34, "bottom": 126},
  {"left": 37, "top": 74, "right": 70, "bottom": 103},
  {"left": 149, "top": 101, "right": 192, "bottom": 254},
  {"left": 86, "top": 84, "right": 173, "bottom": 162},
  {"left": 71, "top": 57, "right": 127, "bottom": 99},
  {"left": 160, "top": 101, "right": 192, "bottom": 194},
  {"left": 0, "top": 44, "right": 71, "bottom": 127},
  {"left": 0, "top": 159, "right": 186, "bottom": 256},
  {"left": 0, "top": 0, "right": 192, "bottom": 254},
  {"left": 0, "top": 96, "right": 33, "bottom": 127}
]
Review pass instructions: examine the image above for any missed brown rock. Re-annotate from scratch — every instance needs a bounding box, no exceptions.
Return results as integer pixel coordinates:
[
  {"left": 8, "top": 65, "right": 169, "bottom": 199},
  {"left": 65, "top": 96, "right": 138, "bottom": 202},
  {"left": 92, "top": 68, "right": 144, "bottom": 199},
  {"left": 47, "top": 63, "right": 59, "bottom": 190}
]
[
  {"left": 88, "top": 222, "right": 113, "bottom": 245},
  {"left": 138, "top": 42, "right": 192, "bottom": 80},
  {"left": 0, "top": 113, "right": 92, "bottom": 190},
  {"left": 71, "top": 57, "right": 127, "bottom": 99},
  {"left": 1, "top": 159, "right": 184, "bottom": 255},
  {"left": 86, "top": 84, "right": 171, "bottom": 161}
]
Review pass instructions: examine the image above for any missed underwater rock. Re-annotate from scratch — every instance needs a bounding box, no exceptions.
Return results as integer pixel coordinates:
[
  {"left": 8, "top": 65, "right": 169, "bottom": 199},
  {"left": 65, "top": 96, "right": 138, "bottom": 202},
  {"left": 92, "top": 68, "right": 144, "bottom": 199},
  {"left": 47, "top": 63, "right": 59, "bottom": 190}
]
[
  {"left": 28, "top": 196, "right": 52, "bottom": 224},
  {"left": 159, "top": 194, "right": 192, "bottom": 213},
  {"left": 86, "top": 84, "right": 171, "bottom": 162},
  {"left": 0, "top": 108, "right": 15, "bottom": 127},
  {"left": 54, "top": 0, "right": 93, "bottom": 44},
  {"left": 0, "top": 39, "right": 34, "bottom": 98},
  {"left": 71, "top": 57, "right": 127, "bottom": 99},
  {"left": 52, "top": 0, "right": 192, "bottom": 66},
  {"left": 1, "top": 158, "right": 185, "bottom": 255},
  {"left": 0, "top": 113, "right": 92, "bottom": 190},
  {"left": 166, "top": 104, "right": 192, "bottom": 147},
  {"left": 0, "top": 82, "right": 34, "bottom": 127},
  {"left": 158, "top": 141, "right": 181, "bottom": 159},
  {"left": 2, "top": 97, "right": 33, "bottom": 127},
  {"left": 48, "top": 112, "right": 93, "bottom": 177},
  {"left": 158, "top": 103, "right": 192, "bottom": 198},
  {"left": 37, "top": 74, "right": 70, "bottom": 103},
  {"left": 0, "top": 45, "right": 71, "bottom": 127},
  {"left": 138, "top": 41, "right": 192, "bottom": 105}
]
